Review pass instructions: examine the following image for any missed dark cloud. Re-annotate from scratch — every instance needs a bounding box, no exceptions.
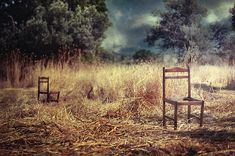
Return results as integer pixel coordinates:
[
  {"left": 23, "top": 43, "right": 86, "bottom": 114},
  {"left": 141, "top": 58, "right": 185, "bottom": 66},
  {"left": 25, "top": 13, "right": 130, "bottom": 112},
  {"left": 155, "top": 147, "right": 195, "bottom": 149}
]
[
  {"left": 102, "top": 0, "right": 235, "bottom": 53},
  {"left": 106, "top": 0, "right": 163, "bottom": 11},
  {"left": 102, "top": 0, "right": 163, "bottom": 53},
  {"left": 199, "top": 0, "right": 234, "bottom": 9}
]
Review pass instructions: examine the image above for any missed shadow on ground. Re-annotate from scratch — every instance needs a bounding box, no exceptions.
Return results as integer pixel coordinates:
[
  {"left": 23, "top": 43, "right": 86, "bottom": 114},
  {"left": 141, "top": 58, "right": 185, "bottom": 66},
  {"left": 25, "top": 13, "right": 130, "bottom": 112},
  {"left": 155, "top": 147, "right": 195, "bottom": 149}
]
[
  {"left": 193, "top": 81, "right": 235, "bottom": 92},
  {"left": 218, "top": 117, "right": 235, "bottom": 128},
  {"left": 225, "top": 79, "right": 235, "bottom": 90},
  {"left": 174, "top": 128, "right": 235, "bottom": 142},
  {"left": 193, "top": 83, "right": 221, "bottom": 92}
]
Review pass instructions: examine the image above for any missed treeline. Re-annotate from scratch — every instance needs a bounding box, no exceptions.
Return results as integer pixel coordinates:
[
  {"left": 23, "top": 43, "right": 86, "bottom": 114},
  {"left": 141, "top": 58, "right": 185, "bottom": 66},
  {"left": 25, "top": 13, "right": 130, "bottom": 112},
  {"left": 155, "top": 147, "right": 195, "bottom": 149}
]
[
  {"left": 145, "top": 0, "right": 235, "bottom": 65},
  {"left": 1, "top": 0, "right": 235, "bottom": 65},
  {"left": 0, "top": 0, "right": 110, "bottom": 63}
]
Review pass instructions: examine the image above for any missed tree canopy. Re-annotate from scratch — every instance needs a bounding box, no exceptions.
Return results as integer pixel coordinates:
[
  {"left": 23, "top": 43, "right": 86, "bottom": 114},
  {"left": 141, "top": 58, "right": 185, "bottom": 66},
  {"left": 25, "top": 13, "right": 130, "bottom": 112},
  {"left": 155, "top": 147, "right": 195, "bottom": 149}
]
[
  {"left": 0, "top": 0, "right": 110, "bottom": 60},
  {"left": 146, "top": 0, "right": 208, "bottom": 63},
  {"left": 230, "top": 4, "right": 235, "bottom": 31}
]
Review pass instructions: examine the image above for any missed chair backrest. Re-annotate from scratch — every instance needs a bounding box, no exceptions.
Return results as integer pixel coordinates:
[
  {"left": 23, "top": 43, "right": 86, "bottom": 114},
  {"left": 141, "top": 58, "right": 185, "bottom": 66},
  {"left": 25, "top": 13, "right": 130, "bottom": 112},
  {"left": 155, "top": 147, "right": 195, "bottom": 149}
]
[
  {"left": 163, "top": 67, "right": 191, "bottom": 99},
  {"left": 38, "top": 77, "right": 49, "bottom": 93}
]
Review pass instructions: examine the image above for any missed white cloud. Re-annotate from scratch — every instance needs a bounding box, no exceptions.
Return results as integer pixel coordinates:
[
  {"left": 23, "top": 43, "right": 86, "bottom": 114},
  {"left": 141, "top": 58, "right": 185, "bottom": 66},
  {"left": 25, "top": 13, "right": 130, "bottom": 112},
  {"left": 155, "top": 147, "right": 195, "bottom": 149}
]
[
  {"left": 207, "top": 11, "right": 219, "bottom": 23},
  {"left": 129, "top": 14, "right": 159, "bottom": 28},
  {"left": 113, "top": 10, "right": 123, "bottom": 21},
  {"left": 101, "top": 27, "right": 127, "bottom": 52},
  {"left": 206, "top": 2, "right": 234, "bottom": 23}
]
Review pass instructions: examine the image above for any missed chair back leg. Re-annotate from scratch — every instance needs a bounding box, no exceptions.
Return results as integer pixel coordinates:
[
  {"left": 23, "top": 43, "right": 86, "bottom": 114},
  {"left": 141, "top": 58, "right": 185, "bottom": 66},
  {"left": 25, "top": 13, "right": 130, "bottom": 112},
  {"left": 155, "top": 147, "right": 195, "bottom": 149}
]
[
  {"left": 174, "top": 104, "right": 178, "bottom": 130},
  {"left": 46, "top": 80, "right": 49, "bottom": 102},
  {"left": 38, "top": 77, "right": 40, "bottom": 100},
  {"left": 200, "top": 101, "right": 204, "bottom": 127}
]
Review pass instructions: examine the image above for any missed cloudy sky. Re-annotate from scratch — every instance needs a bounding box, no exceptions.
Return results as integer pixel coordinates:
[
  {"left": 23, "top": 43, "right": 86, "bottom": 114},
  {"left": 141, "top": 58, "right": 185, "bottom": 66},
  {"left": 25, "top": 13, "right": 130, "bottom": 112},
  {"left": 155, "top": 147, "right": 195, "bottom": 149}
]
[{"left": 102, "top": 0, "right": 235, "bottom": 54}]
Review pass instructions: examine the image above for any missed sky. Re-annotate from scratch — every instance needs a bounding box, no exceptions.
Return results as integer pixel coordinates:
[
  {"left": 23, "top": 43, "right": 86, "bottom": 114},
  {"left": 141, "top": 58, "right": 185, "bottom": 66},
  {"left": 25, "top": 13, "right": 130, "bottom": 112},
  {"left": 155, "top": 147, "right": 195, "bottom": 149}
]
[{"left": 101, "top": 0, "right": 235, "bottom": 54}]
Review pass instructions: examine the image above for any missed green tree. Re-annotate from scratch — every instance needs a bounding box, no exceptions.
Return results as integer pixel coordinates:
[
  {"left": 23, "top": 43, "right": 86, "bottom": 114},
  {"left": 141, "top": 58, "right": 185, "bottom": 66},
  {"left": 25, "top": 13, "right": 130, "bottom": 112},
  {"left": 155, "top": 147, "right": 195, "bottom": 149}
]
[
  {"left": 18, "top": 1, "right": 73, "bottom": 58},
  {"left": 65, "top": 0, "right": 108, "bottom": 12},
  {"left": 146, "top": 0, "right": 207, "bottom": 63},
  {"left": 0, "top": 0, "right": 38, "bottom": 56},
  {"left": 71, "top": 5, "right": 110, "bottom": 51},
  {"left": 0, "top": 0, "right": 110, "bottom": 60},
  {"left": 0, "top": 0, "right": 38, "bottom": 29}
]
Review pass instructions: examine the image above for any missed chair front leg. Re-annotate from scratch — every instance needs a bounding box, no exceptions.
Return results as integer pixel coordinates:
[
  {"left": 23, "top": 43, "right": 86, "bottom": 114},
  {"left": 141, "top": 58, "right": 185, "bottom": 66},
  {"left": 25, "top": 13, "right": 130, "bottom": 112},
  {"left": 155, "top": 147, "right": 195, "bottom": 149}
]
[
  {"left": 188, "top": 105, "right": 191, "bottom": 123},
  {"left": 57, "top": 92, "right": 60, "bottom": 103},
  {"left": 200, "top": 101, "right": 204, "bottom": 127},
  {"left": 163, "top": 101, "right": 166, "bottom": 127},
  {"left": 174, "top": 104, "right": 178, "bottom": 130}
]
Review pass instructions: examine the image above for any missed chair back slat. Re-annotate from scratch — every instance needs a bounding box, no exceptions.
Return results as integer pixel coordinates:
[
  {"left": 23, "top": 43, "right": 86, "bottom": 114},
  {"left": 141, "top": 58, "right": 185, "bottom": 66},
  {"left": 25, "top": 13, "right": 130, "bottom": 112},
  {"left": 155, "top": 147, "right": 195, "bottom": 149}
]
[
  {"left": 163, "top": 67, "right": 191, "bottom": 98},
  {"left": 165, "top": 76, "right": 189, "bottom": 79},
  {"left": 38, "top": 77, "right": 50, "bottom": 101},
  {"left": 39, "top": 77, "right": 49, "bottom": 79},
  {"left": 164, "top": 67, "right": 188, "bottom": 72},
  {"left": 39, "top": 81, "right": 48, "bottom": 83},
  {"left": 39, "top": 77, "right": 49, "bottom": 83},
  {"left": 38, "top": 77, "right": 60, "bottom": 102}
]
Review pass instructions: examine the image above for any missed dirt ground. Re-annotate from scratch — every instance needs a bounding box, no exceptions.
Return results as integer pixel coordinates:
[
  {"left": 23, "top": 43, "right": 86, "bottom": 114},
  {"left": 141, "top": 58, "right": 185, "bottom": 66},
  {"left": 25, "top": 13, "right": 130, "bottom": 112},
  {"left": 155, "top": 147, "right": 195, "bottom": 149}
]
[{"left": 0, "top": 88, "right": 234, "bottom": 156}]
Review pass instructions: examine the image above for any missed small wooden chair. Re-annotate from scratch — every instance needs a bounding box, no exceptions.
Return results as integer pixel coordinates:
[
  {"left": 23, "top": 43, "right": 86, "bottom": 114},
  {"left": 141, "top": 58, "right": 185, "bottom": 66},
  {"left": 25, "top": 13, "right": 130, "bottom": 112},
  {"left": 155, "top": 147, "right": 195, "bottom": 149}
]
[
  {"left": 162, "top": 67, "right": 204, "bottom": 130},
  {"left": 38, "top": 77, "right": 60, "bottom": 102}
]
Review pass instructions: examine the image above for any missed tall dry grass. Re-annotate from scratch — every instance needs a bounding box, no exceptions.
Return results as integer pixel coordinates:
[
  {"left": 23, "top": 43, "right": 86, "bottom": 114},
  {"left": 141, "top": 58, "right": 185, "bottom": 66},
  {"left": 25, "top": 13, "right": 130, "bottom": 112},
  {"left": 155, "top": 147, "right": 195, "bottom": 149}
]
[
  {"left": 0, "top": 60, "right": 234, "bottom": 122},
  {"left": 1, "top": 56, "right": 234, "bottom": 155}
]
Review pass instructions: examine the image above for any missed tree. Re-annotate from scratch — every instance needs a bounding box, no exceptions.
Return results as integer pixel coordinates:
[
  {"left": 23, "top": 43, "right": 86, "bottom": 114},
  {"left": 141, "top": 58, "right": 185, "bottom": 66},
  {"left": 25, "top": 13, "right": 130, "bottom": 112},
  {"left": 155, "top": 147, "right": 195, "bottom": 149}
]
[
  {"left": 0, "top": 0, "right": 108, "bottom": 29},
  {"left": 71, "top": 5, "right": 110, "bottom": 51},
  {"left": 65, "top": 0, "right": 108, "bottom": 12},
  {"left": 230, "top": 4, "right": 235, "bottom": 30},
  {"left": 0, "top": 0, "right": 38, "bottom": 29},
  {"left": 17, "top": 1, "right": 73, "bottom": 59},
  {"left": 146, "top": 0, "right": 207, "bottom": 63},
  {"left": 180, "top": 23, "right": 213, "bottom": 64},
  {"left": 0, "top": 0, "right": 38, "bottom": 56},
  {"left": 222, "top": 34, "right": 235, "bottom": 65},
  {"left": 133, "top": 49, "right": 157, "bottom": 62},
  {"left": 0, "top": 0, "right": 110, "bottom": 60},
  {"left": 210, "top": 21, "right": 231, "bottom": 50},
  {"left": 208, "top": 9, "right": 235, "bottom": 65}
]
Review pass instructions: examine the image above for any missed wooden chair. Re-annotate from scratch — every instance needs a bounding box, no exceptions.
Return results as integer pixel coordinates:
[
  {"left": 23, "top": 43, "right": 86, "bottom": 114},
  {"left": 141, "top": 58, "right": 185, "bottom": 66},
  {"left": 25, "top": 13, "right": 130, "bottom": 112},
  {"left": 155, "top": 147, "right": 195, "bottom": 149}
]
[
  {"left": 38, "top": 77, "right": 60, "bottom": 102},
  {"left": 162, "top": 67, "right": 204, "bottom": 130}
]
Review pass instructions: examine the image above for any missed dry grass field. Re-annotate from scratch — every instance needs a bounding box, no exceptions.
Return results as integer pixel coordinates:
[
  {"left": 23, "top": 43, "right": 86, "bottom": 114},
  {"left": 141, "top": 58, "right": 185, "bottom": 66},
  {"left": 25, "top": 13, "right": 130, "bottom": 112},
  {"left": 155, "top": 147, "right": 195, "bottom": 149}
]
[{"left": 0, "top": 63, "right": 234, "bottom": 155}]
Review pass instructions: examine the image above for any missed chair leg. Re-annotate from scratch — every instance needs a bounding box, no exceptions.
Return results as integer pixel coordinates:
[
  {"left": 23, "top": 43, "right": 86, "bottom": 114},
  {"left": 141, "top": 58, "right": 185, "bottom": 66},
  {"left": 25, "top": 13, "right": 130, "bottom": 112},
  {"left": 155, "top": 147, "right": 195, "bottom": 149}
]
[
  {"left": 200, "top": 101, "right": 204, "bottom": 127},
  {"left": 174, "top": 104, "right": 178, "bottom": 130},
  {"left": 38, "top": 78, "right": 40, "bottom": 101},
  {"left": 38, "top": 92, "right": 40, "bottom": 101},
  {"left": 47, "top": 82, "right": 49, "bottom": 102},
  {"left": 47, "top": 93, "right": 49, "bottom": 102},
  {"left": 57, "top": 92, "right": 60, "bottom": 103},
  {"left": 188, "top": 105, "right": 191, "bottom": 123},
  {"left": 163, "top": 101, "right": 166, "bottom": 127}
]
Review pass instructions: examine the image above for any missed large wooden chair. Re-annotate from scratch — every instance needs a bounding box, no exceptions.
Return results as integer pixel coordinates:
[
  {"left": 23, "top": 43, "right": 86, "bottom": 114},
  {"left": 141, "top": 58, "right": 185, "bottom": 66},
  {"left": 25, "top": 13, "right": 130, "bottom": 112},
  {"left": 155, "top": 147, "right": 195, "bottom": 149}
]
[
  {"left": 162, "top": 67, "right": 204, "bottom": 130},
  {"left": 38, "top": 77, "right": 60, "bottom": 102}
]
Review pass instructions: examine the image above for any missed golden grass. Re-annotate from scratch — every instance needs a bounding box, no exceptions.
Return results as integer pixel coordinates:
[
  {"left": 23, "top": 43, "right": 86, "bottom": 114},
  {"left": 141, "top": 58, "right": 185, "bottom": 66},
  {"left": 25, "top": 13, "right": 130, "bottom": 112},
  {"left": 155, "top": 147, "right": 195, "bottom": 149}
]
[
  {"left": 0, "top": 63, "right": 234, "bottom": 155},
  {"left": 0, "top": 62, "right": 234, "bottom": 121},
  {"left": 1, "top": 63, "right": 234, "bottom": 122}
]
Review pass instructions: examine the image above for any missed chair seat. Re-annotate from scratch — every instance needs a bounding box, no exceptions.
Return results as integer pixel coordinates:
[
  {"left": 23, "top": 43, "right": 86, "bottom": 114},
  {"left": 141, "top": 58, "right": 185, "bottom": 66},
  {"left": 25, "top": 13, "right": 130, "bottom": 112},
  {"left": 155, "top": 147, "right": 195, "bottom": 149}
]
[
  {"left": 48, "top": 91, "right": 60, "bottom": 102},
  {"left": 164, "top": 97, "right": 203, "bottom": 105}
]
